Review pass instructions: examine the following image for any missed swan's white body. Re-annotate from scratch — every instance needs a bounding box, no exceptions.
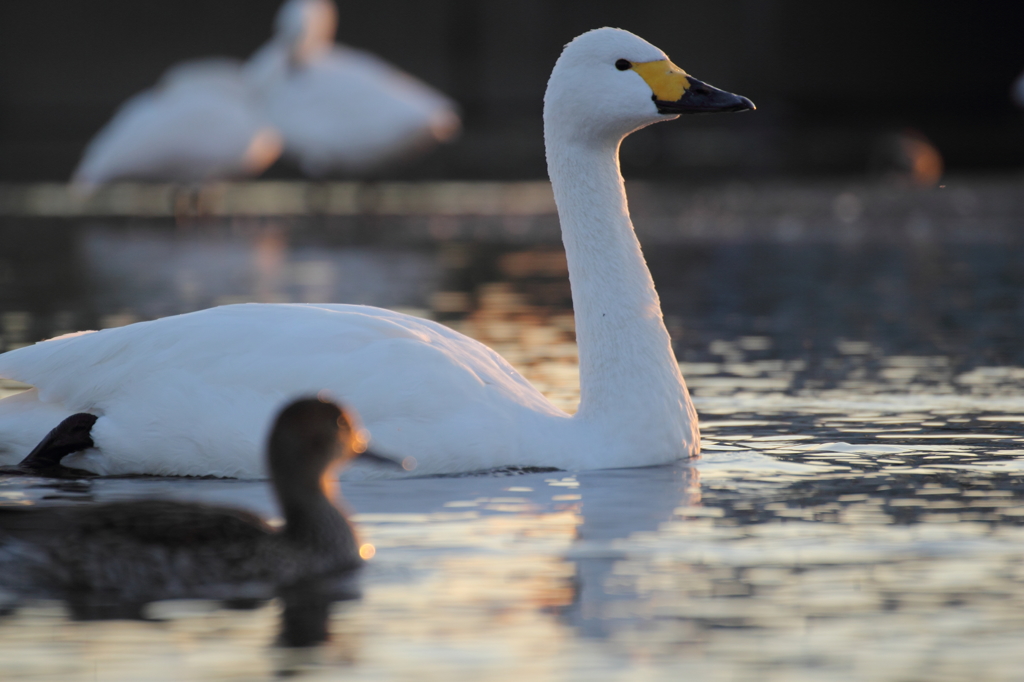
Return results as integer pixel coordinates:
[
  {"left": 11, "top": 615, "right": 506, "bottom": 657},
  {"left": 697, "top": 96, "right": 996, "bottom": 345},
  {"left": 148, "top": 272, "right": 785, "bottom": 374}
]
[
  {"left": 72, "top": 60, "right": 282, "bottom": 188},
  {"left": 0, "top": 305, "right": 568, "bottom": 477},
  {"left": 0, "top": 27, "right": 743, "bottom": 478},
  {"left": 246, "top": 0, "right": 460, "bottom": 175}
]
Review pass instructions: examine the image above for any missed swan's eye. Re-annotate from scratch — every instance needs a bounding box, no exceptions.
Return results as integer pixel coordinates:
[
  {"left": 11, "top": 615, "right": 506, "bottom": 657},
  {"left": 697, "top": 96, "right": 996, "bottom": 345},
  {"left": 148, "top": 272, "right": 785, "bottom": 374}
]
[{"left": 615, "top": 59, "right": 631, "bottom": 71}]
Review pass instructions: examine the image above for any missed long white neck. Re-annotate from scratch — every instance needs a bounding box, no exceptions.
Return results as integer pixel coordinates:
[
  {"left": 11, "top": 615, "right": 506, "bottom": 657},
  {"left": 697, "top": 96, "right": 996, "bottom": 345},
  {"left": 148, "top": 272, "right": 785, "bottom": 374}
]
[{"left": 544, "top": 131, "right": 698, "bottom": 462}]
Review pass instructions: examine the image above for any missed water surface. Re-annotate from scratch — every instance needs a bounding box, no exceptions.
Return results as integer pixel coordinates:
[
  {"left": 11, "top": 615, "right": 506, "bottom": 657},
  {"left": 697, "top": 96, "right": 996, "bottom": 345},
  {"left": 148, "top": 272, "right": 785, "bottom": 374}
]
[{"left": 2, "top": 181, "right": 1024, "bottom": 680}]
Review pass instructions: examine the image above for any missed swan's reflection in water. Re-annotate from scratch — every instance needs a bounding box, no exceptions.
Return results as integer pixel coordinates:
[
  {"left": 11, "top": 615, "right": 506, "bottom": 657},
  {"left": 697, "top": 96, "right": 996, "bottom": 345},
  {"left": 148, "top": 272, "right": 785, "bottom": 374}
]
[
  {"left": 558, "top": 465, "right": 701, "bottom": 640},
  {"left": 5, "top": 443, "right": 1024, "bottom": 679},
  {"left": 3, "top": 224, "right": 1024, "bottom": 678},
  {"left": 0, "top": 465, "right": 703, "bottom": 679}
]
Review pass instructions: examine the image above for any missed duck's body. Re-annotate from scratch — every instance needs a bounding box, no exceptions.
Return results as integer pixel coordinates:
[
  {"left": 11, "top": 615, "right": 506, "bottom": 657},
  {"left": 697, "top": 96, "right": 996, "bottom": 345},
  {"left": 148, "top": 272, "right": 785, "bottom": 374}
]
[
  {"left": 0, "top": 400, "right": 362, "bottom": 604},
  {"left": 0, "top": 28, "right": 752, "bottom": 478},
  {"left": 246, "top": 0, "right": 460, "bottom": 175},
  {"left": 1, "top": 500, "right": 288, "bottom": 602},
  {"left": 72, "top": 59, "right": 282, "bottom": 188}
]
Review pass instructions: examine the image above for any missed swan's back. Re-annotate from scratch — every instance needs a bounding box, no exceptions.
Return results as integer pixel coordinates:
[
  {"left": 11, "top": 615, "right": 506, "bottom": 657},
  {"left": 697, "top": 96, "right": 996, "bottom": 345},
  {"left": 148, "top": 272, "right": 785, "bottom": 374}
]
[
  {"left": 0, "top": 304, "right": 562, "bottom": 477},
  {"left": 0, "top": 304, "right": 546, "bottom": 407}
]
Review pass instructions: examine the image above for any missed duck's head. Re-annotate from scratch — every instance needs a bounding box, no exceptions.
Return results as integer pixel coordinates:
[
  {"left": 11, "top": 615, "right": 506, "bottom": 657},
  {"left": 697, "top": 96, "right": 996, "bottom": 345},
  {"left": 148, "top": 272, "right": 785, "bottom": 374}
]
[
  {"left": 544, "top": 27, "right": 754, "bottom": 143},
  {"left": 268, "top": 398, "right": 359, "bottom": 496}
]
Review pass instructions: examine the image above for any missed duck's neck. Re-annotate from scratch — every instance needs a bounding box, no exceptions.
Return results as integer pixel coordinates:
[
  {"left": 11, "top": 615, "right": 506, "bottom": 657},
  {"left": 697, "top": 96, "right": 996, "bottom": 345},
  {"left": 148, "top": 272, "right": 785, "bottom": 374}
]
[
  {"left": 545, "top": 133, "right": 697, "bottom": 455},
  {"left": 276, "top": 479, "right": 353, "bottom": 551}
]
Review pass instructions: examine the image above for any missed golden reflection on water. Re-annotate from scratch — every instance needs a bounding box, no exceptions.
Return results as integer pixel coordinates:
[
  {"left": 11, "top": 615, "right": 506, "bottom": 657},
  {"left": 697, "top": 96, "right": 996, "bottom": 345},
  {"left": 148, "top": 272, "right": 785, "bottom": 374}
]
[
  {"left": 447, "top": 282, "right": 580, "bottom": 414},
  {"left": 5, "top": 252, "right": 1024, "bottom": 680}
]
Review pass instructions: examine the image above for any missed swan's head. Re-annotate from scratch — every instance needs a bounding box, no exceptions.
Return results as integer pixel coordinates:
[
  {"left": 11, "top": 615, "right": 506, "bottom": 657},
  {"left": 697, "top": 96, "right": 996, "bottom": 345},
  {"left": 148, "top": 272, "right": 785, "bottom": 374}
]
[
  {"left": 274, "top": 0, "right": 338, "bottom": 65},
  {"left": 268, "top": 398, "right": 359, "bottom": 497},
  {"left": 544, "top": 27, "right": 754, "bottom": 144}
]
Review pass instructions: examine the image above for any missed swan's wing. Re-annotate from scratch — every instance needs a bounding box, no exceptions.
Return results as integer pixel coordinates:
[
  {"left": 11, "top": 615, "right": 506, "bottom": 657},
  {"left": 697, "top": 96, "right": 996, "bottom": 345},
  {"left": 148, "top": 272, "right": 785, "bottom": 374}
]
[
  {"left": 72, "top": 67, "right": 277, "bottom": 185},
  {"left": 298, "top": 303, "right": 551, "bottom": 406},
  {"left": 332, "top": 46, "right": 458, "bottom": 113},
  {"left": 0, "top": 304, "right": 561, "bottom": 475},
  {"left": 72, "top": 89, "right": 162, "bottom": 184},
  {"left": 158, "top": 57, "right": 248, "bottom": 90},
  {"left": 266, "top": 49, "right": 459, "bottom": 174},
  {"left": 0, "top": 304, "right": 548, "bottom": 405},
  {"left": 0, "top": 305, "right": 348, "bottom": 405}
]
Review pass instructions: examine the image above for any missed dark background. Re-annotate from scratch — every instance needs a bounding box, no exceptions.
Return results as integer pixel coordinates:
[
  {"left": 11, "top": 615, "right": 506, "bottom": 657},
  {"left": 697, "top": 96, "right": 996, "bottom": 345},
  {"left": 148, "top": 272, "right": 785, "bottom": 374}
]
[{"left": 2, "top": 0, "right": 1024, "bottom": 181}]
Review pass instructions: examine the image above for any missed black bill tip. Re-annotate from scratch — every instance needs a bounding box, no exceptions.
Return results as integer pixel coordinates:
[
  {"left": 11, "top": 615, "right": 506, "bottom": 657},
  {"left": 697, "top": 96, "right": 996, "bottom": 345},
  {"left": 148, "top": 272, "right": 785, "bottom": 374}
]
[
  {"left": 357, "top": 449, "right": 414, "bottom": 471},
  {"left": 655, "top": 77, "right": 755, "bottom": 115}
]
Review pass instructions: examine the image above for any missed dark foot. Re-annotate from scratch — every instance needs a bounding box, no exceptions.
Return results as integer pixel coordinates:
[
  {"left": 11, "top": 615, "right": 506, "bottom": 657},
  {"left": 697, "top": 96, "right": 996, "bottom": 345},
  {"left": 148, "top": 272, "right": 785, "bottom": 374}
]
[{"left": 2, "top": 413, "right": 99, "bottom": 479}]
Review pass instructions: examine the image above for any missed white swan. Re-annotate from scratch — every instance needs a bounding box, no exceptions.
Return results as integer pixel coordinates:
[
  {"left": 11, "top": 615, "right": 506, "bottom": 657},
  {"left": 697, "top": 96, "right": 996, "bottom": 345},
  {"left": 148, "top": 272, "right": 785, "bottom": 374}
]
[
  {"left": 245, "top": 0, "right": 461, "bottom": 176},
  {"left": 72, "top": 59, "right": 283, "bottom": 189},
  {"left": 0, "top": 27, "right": 752, "bottom": 478}
]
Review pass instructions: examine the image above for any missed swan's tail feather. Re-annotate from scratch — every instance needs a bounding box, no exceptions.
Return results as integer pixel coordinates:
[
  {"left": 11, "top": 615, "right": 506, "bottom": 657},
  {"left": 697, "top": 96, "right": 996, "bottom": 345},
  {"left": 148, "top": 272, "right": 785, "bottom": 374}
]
[{"left": 0, "top": 389, "right": 73, "bottom": 466}]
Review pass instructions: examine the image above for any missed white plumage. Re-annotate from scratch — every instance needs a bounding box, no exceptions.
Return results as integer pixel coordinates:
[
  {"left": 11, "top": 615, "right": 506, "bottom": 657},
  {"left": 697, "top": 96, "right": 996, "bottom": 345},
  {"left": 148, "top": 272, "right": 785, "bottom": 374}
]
[
  {"left": 71, "top": 0, "right": 459, "bottom": 186},
  {"left": 72, "top": 59, "right": 282, "bottom": 189},
  {"left": 0, "top": 305, "right": 560, "bottom": 477},
  {"left": 246, "top": 0, "right": 460, "bottom": 175},
  {"left": 0, "top": 28, "right": 755, "bottom": 478}
]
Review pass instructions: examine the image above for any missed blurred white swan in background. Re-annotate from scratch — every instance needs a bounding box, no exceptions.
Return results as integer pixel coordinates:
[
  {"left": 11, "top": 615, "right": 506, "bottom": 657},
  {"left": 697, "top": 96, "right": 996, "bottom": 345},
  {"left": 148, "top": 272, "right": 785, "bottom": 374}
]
[
  {"left": 245, "top": 0, "right": 461, "bottom": 176},
  {"left": 71, "top": 59, "right": 283, "bottom": 190},
  {"left": 0, "top": 28, "right": 751, "bottom": 478},
  {"left": 72, "top": 0, "right": 459, "bottom": 187}
]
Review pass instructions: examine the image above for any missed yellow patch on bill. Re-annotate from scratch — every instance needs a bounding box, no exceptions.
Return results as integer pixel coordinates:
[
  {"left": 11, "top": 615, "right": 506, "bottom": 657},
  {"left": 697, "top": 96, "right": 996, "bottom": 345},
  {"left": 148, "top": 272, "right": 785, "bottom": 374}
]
[{"left": 632, "top": 60, "right": 690, "bottom": 102}]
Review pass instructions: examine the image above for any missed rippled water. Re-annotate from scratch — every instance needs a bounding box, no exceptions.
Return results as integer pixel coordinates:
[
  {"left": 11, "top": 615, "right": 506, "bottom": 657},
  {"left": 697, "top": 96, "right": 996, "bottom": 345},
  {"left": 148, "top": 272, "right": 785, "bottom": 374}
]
[{"left": 2, "top": 184, "right": 1024, "bottom": 681}]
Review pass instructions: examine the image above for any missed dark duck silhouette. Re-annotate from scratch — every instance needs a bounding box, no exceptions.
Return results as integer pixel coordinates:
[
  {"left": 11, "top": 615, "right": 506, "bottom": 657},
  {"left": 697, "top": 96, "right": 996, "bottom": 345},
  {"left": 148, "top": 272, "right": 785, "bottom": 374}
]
[{"left": 0, "top": 398, "right": 367, "bottom": 614}]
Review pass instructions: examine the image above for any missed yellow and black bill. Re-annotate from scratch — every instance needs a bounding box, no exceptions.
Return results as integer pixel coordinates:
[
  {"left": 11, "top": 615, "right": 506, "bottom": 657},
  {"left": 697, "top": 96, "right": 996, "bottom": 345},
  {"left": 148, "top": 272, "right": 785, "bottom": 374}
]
[
  {"left": 655, "top": 76, "right": 754, "bottom": 115},
  {"left": 627, "top": 60, "right": 754, "bottom": 115}
]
